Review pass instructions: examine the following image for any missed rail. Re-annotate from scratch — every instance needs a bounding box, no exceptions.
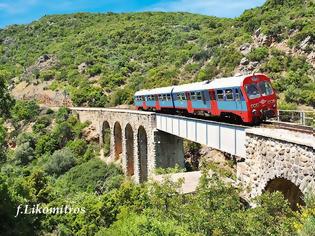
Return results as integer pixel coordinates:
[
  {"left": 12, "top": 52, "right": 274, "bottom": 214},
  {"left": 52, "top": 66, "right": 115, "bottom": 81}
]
[{"left": 271, "top": 110, "right": 315, "bottom": 127}]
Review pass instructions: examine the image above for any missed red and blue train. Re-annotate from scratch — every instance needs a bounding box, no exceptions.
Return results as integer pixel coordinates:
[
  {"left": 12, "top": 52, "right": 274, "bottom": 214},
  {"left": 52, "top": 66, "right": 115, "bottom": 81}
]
[{"left": 134, "top": 73, "right": 277, "bottom": 124}]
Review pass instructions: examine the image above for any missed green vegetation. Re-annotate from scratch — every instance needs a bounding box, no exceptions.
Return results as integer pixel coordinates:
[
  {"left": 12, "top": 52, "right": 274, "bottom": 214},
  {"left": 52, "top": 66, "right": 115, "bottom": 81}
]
[
  {"left": 0, "top": 0, "right": 314, "bottom": 108},
  {"left": 0, "top": 0, "right": 315, "bottom": 235}
]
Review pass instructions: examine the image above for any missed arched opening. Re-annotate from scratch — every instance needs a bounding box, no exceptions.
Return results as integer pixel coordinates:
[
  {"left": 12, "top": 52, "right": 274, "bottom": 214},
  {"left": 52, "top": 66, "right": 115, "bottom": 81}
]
[
  {"left": 138, "top": 126, "right": 148, "bottom": 182},
  {"left": 125, "top": 124, "right": 134, "bottom": 176},
  {"left": 265, "top": 178, "right": 305, "bottom": 210},
  {"left": 102, "top": 121, "right": 111, "bottom": 157},
  {"left": 114, "top": 122, "right": 122, "bottom": 160}
]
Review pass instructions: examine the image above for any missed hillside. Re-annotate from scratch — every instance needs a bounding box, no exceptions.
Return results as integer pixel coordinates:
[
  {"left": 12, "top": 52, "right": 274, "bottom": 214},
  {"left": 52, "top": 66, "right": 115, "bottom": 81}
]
[{"left": 0, "top": 0, "right": 314, "bottom": 109}]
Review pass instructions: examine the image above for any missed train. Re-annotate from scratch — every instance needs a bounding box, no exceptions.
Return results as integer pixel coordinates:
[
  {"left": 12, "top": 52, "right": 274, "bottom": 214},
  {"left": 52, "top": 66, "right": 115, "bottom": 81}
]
[{"left": 134, "top": 73, "right": 277, "bottom": 124}]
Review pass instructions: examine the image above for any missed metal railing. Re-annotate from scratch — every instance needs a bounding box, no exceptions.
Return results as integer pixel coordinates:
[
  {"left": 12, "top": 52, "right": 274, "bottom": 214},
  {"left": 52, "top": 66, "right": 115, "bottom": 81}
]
[{"left": 271, "top": 110, "right": 315, "bottom": 127}]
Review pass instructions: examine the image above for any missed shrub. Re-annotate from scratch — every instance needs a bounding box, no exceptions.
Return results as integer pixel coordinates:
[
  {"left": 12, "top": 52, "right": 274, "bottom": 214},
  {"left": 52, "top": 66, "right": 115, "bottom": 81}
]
[
  {"left": 45, "top": 148, "right": 76, "bottom": 176},
  {"left": 55, "top": 159, "right": 123, "bottom": 194},
  {"left": 14, "top": 142, "right": 35, "bottom": 165},
  {"left": 39, "top": 70, "right": 55, "bottom": 81},
  {"left": 66, "top": 139, "right": 87, "bottom": 160},
  {"left": 16, "top": 132, "right": 36, "bottom": 148},
  {"left": 247, "top": 47, "right": 269, "bottom": 62},
  {"left": 11, "top": 100, "right": 39, "bottom": 122},
  {"left": 33, "top": 115, "right": 51, "bottom": 133},
  {"left": 55, "top": 107, "right": 70, "bottom": 124}
]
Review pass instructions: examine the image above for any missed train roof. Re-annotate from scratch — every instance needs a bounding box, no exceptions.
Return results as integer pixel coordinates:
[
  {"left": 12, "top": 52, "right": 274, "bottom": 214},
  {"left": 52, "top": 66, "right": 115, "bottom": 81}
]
[
  {"left": 134, "top": 74, "right": 264, "bottom": 96},
  {"left": 134, "top": 86, "right": 173, "bottom": 96}
]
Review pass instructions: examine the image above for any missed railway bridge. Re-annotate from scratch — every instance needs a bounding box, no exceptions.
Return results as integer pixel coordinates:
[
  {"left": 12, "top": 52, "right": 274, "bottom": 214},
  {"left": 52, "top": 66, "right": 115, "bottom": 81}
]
[{"left": 70, "top": 107, "right": 314, "bottom": 203}]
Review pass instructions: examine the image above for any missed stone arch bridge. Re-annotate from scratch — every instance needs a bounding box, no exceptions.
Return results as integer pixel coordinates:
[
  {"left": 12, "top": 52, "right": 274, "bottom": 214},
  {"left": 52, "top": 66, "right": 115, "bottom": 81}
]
[
  {"left": 70, "top": 107, "right": 314, "bottom": 205},
  {"left": 72, "top": 108, "right": 184, "bottom": 183}
]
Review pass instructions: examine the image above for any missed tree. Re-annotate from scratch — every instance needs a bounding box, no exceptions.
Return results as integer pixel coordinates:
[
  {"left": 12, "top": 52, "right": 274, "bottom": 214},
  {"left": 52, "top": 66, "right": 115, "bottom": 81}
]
[
  {"left": 0, "top": 119, "right": 6, "bottom": 162},
  {"left": 14, "top": 142, "right": 35, "bottom": 165},
  {"left": 0, "top": 70, "right": 14, "bottom": 118},
  {"left": 11, "top": 100, "right": 39, "bottom": 122},
  {"left": 45, "top": 148, "right": 76, "bottom": 176}
]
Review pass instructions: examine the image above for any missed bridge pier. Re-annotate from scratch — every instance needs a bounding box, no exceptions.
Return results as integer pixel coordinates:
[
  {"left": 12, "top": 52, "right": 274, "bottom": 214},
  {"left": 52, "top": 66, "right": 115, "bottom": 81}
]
[{"left": 155, "top": 131, "right": 185, "bottom": 170}]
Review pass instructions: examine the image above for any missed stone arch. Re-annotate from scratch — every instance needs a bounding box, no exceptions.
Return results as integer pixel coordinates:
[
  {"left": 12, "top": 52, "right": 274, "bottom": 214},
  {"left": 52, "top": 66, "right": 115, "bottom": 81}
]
[
  {"left": 125, "top": 124, "right": 134, "bottom": 176},
  {"left": 264, "top": 178, "right": 305, "bottom": 210},
  {"left": 114, "top": 122, "right": 122, "bottom": 160},
  {"left": 138, "top": 126, "right": 148, "bottom": 182},
  {"left": 102, "top": 121, "right": 111, "bottom": 157}
]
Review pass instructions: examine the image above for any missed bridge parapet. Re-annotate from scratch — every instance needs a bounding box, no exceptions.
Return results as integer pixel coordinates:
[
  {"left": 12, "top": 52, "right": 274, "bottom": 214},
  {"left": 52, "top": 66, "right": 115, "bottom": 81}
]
[{"left": 156, "top": 113, "right": 246, "bottom": 157}]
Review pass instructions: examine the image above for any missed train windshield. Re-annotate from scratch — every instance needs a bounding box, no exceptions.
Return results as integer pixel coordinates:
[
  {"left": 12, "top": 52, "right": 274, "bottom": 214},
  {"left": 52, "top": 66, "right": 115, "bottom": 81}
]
[
  {"left": 245, "top": 83, "right": 261, "bottom": 99},
  {"left": 258, "top": 81, "right": 273, "bottom": 96}
]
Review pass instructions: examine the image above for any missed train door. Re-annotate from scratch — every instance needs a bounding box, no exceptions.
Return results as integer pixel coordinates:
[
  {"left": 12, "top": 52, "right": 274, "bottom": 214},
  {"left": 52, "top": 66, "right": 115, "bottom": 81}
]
[
  {"left": 186, "top": 92, "right": 193, "bottom": 113},
  {"left": 155, "top": 95, "right": 161, "bottom": 110},
  {"left": 209, "top": 89, "right": 219, "bottom": 116},
  {"left": 142, "top": 96, "right": 147, "bottom": 110},
  {"left": 234, "top": 88, "right": 243, "bottom": 111}
]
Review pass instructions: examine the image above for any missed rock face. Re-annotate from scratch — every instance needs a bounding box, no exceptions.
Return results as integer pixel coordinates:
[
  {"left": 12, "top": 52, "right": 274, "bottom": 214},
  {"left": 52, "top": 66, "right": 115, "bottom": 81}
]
[
  {"left": 20, "top": 54, "right": 58, "bottom": 81},
  {"left": 237, "top": 129, "right": 315, "bottom": 200},
  {"left": 239, "top": 43, "right": 251, "bottom": 55},
  {"left": 299, "top": 36, "right": 311, "bottom": 50},
  {"left": 240, "top": 57, "right": 249, "bottom": 65},
  {"left": 78, "top": 62, "right": 89, "bottom": 74}
]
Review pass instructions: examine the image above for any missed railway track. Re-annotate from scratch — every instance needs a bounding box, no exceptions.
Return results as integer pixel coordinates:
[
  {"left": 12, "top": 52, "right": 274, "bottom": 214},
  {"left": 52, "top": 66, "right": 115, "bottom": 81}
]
[{"left": 262, "top": 121, "right": 314, "bottom": 135}]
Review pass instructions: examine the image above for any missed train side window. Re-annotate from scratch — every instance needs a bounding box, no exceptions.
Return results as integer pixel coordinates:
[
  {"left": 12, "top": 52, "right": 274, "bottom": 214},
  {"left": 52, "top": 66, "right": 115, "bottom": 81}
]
[
  {"left": 158, "top": 95, "right": 163, "bottom": 100},
  {"left": 217, "top": 90, "right": 224, "bottom": 100},
  {"left": 181, "top": 93, "right": 186, "bottom": 100},
  {"left": 225, "top": 89, "right": 233, "bottom": 100},
  {"left": 235, "top": 89, "right": 240, "bottom": 100},
  {"left": 167, "top": 94, "right": 171, "bottom": 101},
  {"left": 190, "top": 92, "right": 196, "bottom": 100},
  {"left": 196, "top": 91, "right": 203, "bottom": 100},
  {"left": 178, "top": 93, "right": 184, "bottom": 101}
]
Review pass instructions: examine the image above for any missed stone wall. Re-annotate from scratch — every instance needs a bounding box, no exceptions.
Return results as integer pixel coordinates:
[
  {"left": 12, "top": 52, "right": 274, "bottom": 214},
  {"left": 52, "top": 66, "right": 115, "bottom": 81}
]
[
  {"left": 71, "top": 108, "right": 185, "bottom": 183},
  {"left": 155, "top": 131, "right": 185, "bottom": 169},
  {"left": 237, "top": 128, "right": 315, "bottom": 199}
]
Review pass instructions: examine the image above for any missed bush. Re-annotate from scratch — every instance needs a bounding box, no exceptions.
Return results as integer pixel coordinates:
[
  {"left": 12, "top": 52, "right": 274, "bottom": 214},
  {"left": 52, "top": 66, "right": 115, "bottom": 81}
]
[
  {"left": 45, "top": 148, "right": 76, "bottom": 176},
  {"left": 16, "top": 132, "right": 36, "bottom": 148},
  {"left": 0, "top": 120, "right": 6, "bottom": 162},
  {"left": 35, "top": 134, "right": 59, "bottom": 156},
  {"left": 33, "top": 115, "right": 51, "bottom": 133},
  {"left": 247, "top": 47, "right": 269, "bottom": 62},
  {"left": 55, "top": 107, "right": 70, "bottom": 124},
  {"left": 66, "top": 139, "right": 87, "bottom": 157},
  {"left": 11, "top": 100, "right": 39, "bottom": 122},
  {"left": 14, "top": 142, "right": 35, "bottom": 165},
  {"left": 55, "top": 159, "right": 123, "bottom": 194}
]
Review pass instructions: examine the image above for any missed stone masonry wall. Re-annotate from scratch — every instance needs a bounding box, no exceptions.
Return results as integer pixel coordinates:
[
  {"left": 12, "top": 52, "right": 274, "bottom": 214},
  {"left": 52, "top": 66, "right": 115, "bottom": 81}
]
[
  {"left": 71, "top": 108, "right": 185, "bottom": 183},
  {"left": 237, "top": 128, "right": 315, "bottom": 199}
]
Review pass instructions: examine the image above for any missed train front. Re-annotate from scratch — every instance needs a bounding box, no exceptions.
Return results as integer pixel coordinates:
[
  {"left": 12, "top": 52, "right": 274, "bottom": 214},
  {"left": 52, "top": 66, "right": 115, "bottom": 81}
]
[{"left": 242, "top": 74, "right": 277, "bottom": 123}]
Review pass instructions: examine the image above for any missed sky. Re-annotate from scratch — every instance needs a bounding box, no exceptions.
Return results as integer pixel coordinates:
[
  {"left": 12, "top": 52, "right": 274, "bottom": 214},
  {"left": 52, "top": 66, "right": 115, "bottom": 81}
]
[{"left": 0, "top": 0, "right": 266, "bottom": 29}]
